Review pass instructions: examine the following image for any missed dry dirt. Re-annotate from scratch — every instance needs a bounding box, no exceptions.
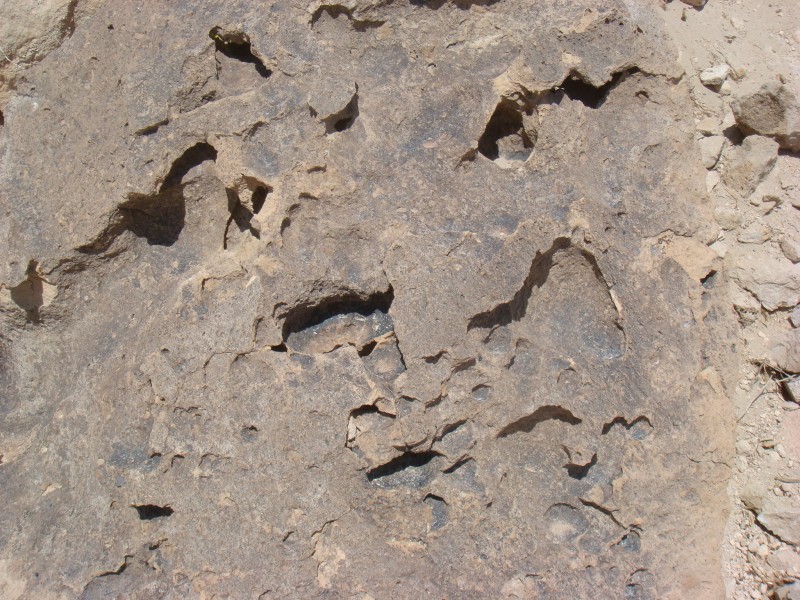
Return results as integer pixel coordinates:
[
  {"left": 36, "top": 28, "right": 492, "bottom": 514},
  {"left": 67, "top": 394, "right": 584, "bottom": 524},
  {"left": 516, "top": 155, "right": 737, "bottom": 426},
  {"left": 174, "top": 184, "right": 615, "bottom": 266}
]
[
  {"left": 660, "top": 1, "right": 800, "bottom": 598},
  {"left": 0, "top": 0, "right": 798, "bottom": 599}
]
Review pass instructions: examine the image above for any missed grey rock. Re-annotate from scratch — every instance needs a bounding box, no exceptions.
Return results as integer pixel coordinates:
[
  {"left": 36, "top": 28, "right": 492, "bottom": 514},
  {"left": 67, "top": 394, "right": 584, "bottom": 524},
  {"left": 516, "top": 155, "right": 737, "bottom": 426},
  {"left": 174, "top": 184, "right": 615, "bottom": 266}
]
[
  {"left": 757, "top": 495, "right": 800, "bottom": 545},
  {"left": 737, "top": 222, "right": 772, "bottom": 244},
  {"left": 768, "top": 329, "right": 800, "bottom": 374},
  {"left": 732, "top": 81, "right": 800, "bottom": 152},
  {"left": 781, "top": 217, "right": 800, "bottom": 263},
  {"left": 699, "top": 135, "right": 725, "bottom": 169},
  {"left": 728, "top": 244, "right": 800, "bottom": 311},
  {"left": 790, "top": 305, "right": 800, "bottom": 328},
  {"left": 721, "top": 135, "right": 779, "bottom": 199},
  {"left": 783, "top": 378, "right": 800, "bottom": 404},
  {"left": 700, "top": 65, "right": 731, "bottom": 89},
  {"left": 774, "top": 582, "right": 800, "bottom": 600}
]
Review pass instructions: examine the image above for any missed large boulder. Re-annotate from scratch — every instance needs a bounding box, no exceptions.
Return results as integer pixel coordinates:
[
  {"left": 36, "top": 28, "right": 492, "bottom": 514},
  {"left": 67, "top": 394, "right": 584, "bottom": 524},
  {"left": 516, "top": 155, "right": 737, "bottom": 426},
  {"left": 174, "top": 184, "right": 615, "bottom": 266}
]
[{"left": 0, "top": 1, "right": 736, "bottom": 598}]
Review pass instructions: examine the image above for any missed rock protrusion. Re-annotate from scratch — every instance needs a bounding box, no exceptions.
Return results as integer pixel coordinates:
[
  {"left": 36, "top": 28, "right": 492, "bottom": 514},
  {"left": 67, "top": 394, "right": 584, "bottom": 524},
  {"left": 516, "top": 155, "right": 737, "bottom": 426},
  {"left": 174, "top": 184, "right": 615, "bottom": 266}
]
[{"left": 732, "top": 81, "right": 800, "bottom": 152}]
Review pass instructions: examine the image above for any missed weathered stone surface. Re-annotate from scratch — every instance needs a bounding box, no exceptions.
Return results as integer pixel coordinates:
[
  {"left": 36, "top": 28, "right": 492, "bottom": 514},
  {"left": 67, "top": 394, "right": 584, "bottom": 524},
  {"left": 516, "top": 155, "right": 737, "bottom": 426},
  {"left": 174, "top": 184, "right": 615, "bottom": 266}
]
[
  {"left": 699, "top": 134, "right": 725, "bottom": 169},
  {"left": 768, "top": 329, "right": 800, "bottom": 373},
  {"left": 721, "top": 135, "right": 779, "bottom": 199},
  {"left": 768, "top": 547, "right": 800, "bottom": 575},
  {"left": 728, "top": 244, "right": 800, "bottom": 311},
  {"left": 0, "top": 0, "right": 106, "bottom": 110},
  {"left": 757, "top": 496, "right": 800, "bottom": 545},
  {"left": 781, "top": 216, "right": 800, "bottom": 263},
  {"left": 790, "top": 305, "right": 800, "bottom": 329},
  {"left": 737, "top": 222, "right": 772, "bottom": 244},
  {"left": 0, "top": 1, "right": 736, "bottom": 598},
  {"left": 774, "top": 581, "right": 800, "bottom": 600},
  {"left": 732, "top": 80, "right": 800, "bottom": 152},
  {"left": 715, "top": 204, "right": 743, "bottom": 230}
]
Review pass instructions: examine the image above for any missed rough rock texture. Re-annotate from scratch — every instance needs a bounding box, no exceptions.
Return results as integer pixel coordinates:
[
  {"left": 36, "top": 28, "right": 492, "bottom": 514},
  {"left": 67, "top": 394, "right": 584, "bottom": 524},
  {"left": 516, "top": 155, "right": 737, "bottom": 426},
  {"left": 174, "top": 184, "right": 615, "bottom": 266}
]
[
  {"left": 0, "top": 1, "right": 739, "bottom": 598},
  {"left": 0, "top": 0, "right": 105, "bottom": 111},
  {"left": 732, "top": 80, "right": 800, "bottom": 152}
]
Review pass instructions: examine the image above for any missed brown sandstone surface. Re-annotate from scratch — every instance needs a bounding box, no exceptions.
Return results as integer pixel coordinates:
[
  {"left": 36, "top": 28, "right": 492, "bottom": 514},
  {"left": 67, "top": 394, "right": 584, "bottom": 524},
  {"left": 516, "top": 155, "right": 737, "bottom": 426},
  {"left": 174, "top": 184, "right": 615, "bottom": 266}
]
[{"left": 0, "top": 1, "right": 797, "bottom": 598}]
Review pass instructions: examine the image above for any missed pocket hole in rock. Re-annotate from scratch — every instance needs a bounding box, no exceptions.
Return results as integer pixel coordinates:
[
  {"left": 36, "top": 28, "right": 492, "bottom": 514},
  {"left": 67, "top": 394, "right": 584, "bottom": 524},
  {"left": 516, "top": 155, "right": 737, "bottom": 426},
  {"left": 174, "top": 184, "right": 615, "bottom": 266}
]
[
  {"left": 477, "top": 98, "right": 535, "bottom": 164},
  {"left": 132, "top": 504, "right": 174, "bottom": 520},
  {"left": 209, "top": 27, "right": 271, "bottom": 79},
  {"left": 323, "top": 92, "right": 359, "bottom": 134}
]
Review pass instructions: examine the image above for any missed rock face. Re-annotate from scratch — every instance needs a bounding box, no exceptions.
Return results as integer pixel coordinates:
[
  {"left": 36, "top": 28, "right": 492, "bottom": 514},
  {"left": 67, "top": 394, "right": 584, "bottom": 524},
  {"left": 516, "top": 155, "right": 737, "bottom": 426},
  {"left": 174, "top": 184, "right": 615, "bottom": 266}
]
[
  {"left": 0, "top": 1, "right": 736, "bottom": 598},
  {"left": 0, "top": 0, "right": 106, "bottom": 111}
]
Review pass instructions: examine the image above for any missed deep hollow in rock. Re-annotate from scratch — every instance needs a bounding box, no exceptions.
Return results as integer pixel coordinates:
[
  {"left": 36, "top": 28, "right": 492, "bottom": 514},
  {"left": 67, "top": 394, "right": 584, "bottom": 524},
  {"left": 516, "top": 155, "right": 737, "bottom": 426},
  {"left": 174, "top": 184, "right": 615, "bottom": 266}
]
[
  {"left": 120, "top": 142, "right": 217, "bottom": 247},
  {"left": 497, "top": 405, "right": 582, "bottom": 438},
  {"left": 558, "top": 68, "right": 639, "bottom": 109},
  {"left": 223, "top": 188, "right": 261, "bottom": 249},
  {"left": 117, "top": 193, "right": 185, "bottom": 247},
  {"left": 132, "top": 504, "right": 174, "bottom": 520},
  {"left": 411, "top": 0, "right": 501, "bottom": 9},
  {"left": 601, "top": 416, "right": 652, "bottom": 439},
  {"left": 209, "top": 27, "right": 271, "bottom": 79},
  {"left": 367, "top": 450, "right": 441, "bottom": 488},
  {"left": 281, "top": 286, "right": 394, "bottom": 342},
  {"left": 251, "top": 185, "right": 268, "bottom": 214},
  {"left": 477, "top": 98, "right": 535, "bottom": 163},
  {"left": 323, "top": 92, "right": 359, "bottom": 134},
  {"left": 8, "top": 260, "right": 56, "bottom": 323},
  {"left": 78, "top": 142, "right": 218, "bottom": 251},
  {"left": 424, "top": 494, "right": 448, "bottom": 529},
  {"left": 564, "top": 453, "right": 597, "bottom": 480}
]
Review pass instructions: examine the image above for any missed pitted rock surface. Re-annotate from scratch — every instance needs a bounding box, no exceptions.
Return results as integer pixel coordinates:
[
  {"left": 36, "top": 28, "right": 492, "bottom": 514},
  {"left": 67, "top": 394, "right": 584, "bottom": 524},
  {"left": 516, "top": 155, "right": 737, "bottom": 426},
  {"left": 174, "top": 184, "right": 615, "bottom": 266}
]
[{"left": 0, "top": 1, "right": 736, "bottom": 598}]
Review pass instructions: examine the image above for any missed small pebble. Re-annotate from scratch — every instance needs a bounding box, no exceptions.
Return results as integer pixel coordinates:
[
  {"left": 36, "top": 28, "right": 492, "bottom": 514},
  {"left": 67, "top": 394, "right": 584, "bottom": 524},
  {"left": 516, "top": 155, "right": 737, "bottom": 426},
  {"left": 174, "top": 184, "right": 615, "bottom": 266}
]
[
  {"left": 700, "top": 64, "right": 731, "bottom": 88},
  {"left": 789, "top": 305, "right": 800, "bottom": 328}
]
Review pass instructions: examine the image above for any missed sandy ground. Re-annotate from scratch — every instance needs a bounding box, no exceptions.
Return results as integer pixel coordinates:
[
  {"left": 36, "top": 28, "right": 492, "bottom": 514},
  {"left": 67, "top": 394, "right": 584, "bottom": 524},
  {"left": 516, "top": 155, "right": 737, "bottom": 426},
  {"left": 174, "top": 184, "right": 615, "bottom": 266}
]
[{"left": 661, "top": 1, "right": 800, "bottom": 598}]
